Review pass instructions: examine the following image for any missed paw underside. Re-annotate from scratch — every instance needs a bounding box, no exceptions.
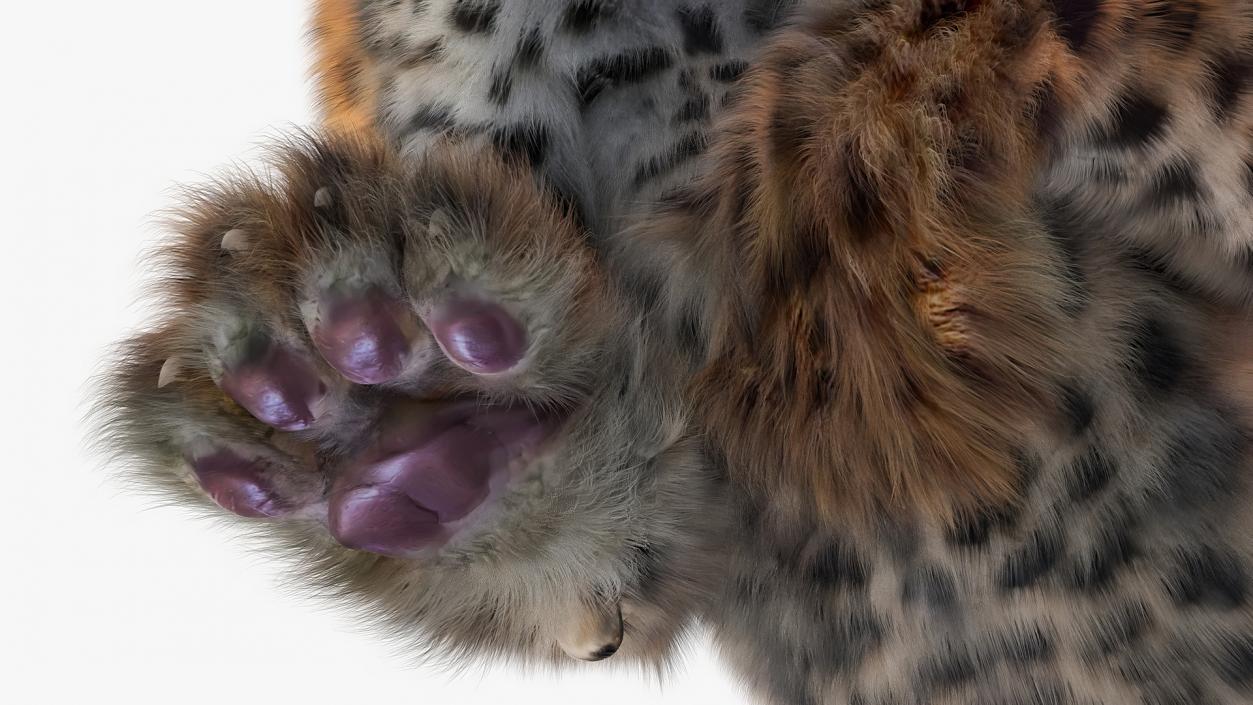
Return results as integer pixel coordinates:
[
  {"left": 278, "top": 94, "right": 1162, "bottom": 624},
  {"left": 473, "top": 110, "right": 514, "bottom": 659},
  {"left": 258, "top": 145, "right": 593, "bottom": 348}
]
[{"left": 101, "top": 133, "right": 601, "bottom": 560}]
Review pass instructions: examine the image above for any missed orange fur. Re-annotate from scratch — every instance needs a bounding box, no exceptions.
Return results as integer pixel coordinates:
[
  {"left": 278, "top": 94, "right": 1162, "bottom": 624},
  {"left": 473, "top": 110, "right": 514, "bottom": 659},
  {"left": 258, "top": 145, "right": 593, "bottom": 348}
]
[{"left": 310, "top": 0, "right": 380, "bottom": 134}]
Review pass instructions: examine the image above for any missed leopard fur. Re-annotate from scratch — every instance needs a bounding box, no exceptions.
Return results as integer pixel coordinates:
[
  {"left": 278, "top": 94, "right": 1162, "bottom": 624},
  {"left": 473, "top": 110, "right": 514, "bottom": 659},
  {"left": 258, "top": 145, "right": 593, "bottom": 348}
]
[{"left": 95, "top": 1, "right": 1253, "bottom": 703}]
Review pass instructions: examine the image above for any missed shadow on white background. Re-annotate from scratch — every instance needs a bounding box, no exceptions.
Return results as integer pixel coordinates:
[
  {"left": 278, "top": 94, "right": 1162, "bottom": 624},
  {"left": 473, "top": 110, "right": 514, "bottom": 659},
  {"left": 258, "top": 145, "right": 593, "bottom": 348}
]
[{"left": 0, "top": 2, "right": 752, "bottom": 702}]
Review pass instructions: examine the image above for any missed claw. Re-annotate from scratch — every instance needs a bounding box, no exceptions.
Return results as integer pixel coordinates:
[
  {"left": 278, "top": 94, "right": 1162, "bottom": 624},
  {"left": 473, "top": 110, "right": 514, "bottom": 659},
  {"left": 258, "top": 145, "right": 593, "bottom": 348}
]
[
  {"left": 157, "top": 357, "right": 181, "bottom": 388},
  {"left": 314, "top": 186, "right": 333, "bottom": 209},
  {"left": 220, "top": 228, "right": 249, "bottom": 252},
  {"left": 557, "top": 599, "right": 623, "bottom": 662}
]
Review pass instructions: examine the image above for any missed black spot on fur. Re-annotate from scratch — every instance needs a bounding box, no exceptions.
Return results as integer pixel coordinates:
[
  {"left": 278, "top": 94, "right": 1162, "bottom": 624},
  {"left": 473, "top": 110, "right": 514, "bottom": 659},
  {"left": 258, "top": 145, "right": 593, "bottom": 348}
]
[
  {"left": 998, "top": 624, "right": 1054, "bottom": 664},
  {"left": 918, "top": 0, "right": 979, "bottom": 34},
  {"left": 1103, "top": 91, "right": 1168, "bottom": 148},
  {"left": 399, "top": 38, "right": 446, "bottom": 68},
  {"left": 1038, "top": 197, "right": 1091, "bottom": 316},
  {"left": 562, "top": 0, "right": 611, "bottom": 33},
  {"left": 744, "top": 0, "right": 798, "bottom": 33},
  {"left": 1030, "top": 74, "right": 1065, "bottom": 140},
  {"left": 1167, "top": 545, "right": 1248, "bottom": 609},
  {"left": 1146, "top": 158, "right": 1204, "bottom": 208},
  {"left": 843, "top": 145, "right": 888, "bottom": 240},
  {"left": 710, "top": 60, "right": 749, "bottom": 83},
  {"left": 1125, "top": 667, "right": 1211, "bottom": 705},
  {"left": 490, "top": 120, "right": 550, "bottom": 169},
  {"left": 632, "top": 131, "right": 708, "bottom": 188},
  {"left": 620, "top": 262, "right": 664, "bottom": 314},
  {"left": 1088, "top": 601, "right": 1153, "bottom": 656},
  {"left": 738, "top": 382, "right": 760, "bottom": 424},
  {"left": 1049, "top": 0, "right": 1102, "bottom": 52},
  {"left": 677, "top": 5, "right": 724, "bottom": 55},
  {"left": 1155, "top": 410, "right": 1246, "bottom": 511},
  {"left": 845, "top": 32, "right": 886, "bottom": 69},
  {"left": 766, "top": 227, "right": 830, "bottom": 299},
  {"left": 514, "top": 28, "right": 545, "bottom": 69},
  {"left": 809, "top": 540, "right": 869, "bottom": 589},
  {"left": 811, "top": 367, "right": 836, "bottom": 410},
  {"left": 815, "top": 601, "right": 886, "bottom": 673},
  {"left": 917, "top": 649, "right": 977, "bottom": 694},
  {"left": 999, "top": 529, "right": 1062, "bottom": 590},
  {"left": 659, "top": 184, "right": 718, "bottom": 217},
  {"left": 576, "top": 47, "right": 674, "bottom": 107},
  {"left": 1069, "top": 525, "right": 1136, "bottom": 591},
  {"left": 768, "top": 101, "right": 814, "bottom": 166},
  {"left": 448, "top": 0, "right": 499, "bottom": 33},
  {"left": 947, "top": 506, "right": 1012, "bottom": 548},
  {"left": 1145, "top": 1, "right": 1199, "bottom": 53},
  {"left": 1124, "top": 246, "right": 1203, "bottom": 299},
  {"left": 1128, "top": 317, "right": 1189, "bottom": 397},
  {"left": 674, "top": 301, "right": 707, "bottom": 361},
  {"left": 674, "top": 92, "right": 710, "bottom": 123},
  {"left": 1067, "top": 445, "right": 1117, "bottom": 502},
  {"left": 542, "top": 179, "right": 588, "bottom": 227},
  {"left": 1058, "top": 382, "right": 1096, "bottom": 436},
  {"left": 1206, "top": 53, "right": 1249, "bottom": 124},
  {"left": 401, "top": 103, "right": 457, "bottom": 136},
  {"left": 1244, "top": 155, "right": 1253, "bottom": 197},
  {"left": 1015, "top": 449, "right": 1044, "bottom": 495},
  {"left": 1216, "top": 634, "right": 1253, "bottom": 687},
  {"left": 487, "top": 67, "right": 513, "bottom": 105},
  {"left": 901, "top": 564, "right": 957, "bottom": 612}
]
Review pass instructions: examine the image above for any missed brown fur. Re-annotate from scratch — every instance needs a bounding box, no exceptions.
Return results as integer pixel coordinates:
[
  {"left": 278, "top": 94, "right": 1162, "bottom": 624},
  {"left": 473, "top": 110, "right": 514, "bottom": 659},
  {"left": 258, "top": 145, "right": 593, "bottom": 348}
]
[{"left": 633, "top": 0, "right": 1086, "bottom": 524}]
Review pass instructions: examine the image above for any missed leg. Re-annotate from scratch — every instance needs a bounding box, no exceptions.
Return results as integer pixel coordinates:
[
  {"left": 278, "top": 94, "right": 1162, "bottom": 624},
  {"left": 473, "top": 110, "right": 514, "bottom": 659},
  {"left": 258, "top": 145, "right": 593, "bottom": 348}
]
[{"left": 95, "top": 131, "right": 728, "bottom": 663}]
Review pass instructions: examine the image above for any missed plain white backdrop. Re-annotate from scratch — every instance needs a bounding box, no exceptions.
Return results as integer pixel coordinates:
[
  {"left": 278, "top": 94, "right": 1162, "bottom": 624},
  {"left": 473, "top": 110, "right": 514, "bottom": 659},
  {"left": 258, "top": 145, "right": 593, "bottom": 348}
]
[{"left": 0, "top": 2, "right": 753, "bottom": 703}]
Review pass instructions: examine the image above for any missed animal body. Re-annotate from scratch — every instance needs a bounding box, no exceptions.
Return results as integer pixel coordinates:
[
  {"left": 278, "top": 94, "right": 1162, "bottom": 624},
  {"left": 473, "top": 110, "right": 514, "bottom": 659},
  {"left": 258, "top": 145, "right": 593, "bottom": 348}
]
[{"left": 97, "top": 1, "right": 1253, "bottom": 703}]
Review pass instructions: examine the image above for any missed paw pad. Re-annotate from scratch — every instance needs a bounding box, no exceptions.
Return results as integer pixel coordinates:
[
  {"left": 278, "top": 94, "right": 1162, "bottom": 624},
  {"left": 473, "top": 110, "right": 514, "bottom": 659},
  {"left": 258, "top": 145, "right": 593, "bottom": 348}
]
[
  {"left": 328, "top": 485, "right": 443, "bottom": 556},
  {"left": 311, "top": 288, "right": 415, "bottom": 385},
  {"left": 427, "top": 299, "right": 528, "bottom": 374},
  {"left": 189, "top": 448, "right": 286, "bottom": 518},
  {"left": 218, "top": 341, "right": 326, "bottom": 431}
]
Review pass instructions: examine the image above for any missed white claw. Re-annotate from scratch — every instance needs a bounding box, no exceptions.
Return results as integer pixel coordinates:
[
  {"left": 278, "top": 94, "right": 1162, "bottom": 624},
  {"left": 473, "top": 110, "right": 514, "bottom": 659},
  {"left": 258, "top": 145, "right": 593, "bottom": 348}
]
[
  {"left": 220, "top": 228, "right": 249, "bottom": 252},
  {"left": 314, "top": 186, "right": 333, "bottom": 209},
  {"left": 157, "top": 357, "right": 182, "bottom": 389}
]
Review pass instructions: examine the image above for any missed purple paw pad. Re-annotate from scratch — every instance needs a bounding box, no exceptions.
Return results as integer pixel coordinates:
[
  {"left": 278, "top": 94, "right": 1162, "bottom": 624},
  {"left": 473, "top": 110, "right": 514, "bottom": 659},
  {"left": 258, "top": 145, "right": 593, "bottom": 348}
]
[
  {"left": 327, "top": 404, "right": 557, "bottom": 557},
  {"left": 427, "top": 299, "right": 527, "bottom": 374},
  {"left": 311, "top": 288, "right": 413, "bottom": 385},
  {"left": 219, "top": 342, "right": 325, "bottom": 431},
  {"left": 328, "top": 486, "right": 442, "bottom": 557},
  {"left": 189, "top": 449, "right": 286, "bottom": 518}
]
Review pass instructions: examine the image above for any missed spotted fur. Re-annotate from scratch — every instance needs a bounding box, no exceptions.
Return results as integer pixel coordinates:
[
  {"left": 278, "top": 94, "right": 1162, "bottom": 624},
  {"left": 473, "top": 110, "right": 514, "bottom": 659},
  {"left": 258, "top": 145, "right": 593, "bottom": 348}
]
[{"left": 96, "top": 1, "right": 1252, "bottom": 703}]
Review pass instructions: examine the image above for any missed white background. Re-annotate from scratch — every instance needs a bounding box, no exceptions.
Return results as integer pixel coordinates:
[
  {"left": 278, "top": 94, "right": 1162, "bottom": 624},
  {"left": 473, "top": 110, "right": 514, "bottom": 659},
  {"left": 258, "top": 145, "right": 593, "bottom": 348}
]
[{"left": 0, "top": 3, "right": 752, "bottom": 703}]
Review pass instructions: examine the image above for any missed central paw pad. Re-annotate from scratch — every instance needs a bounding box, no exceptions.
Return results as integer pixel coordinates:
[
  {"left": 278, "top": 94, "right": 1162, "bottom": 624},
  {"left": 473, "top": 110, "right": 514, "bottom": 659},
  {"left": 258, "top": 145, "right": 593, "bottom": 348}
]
[{"left": 328, "top": 404, "right": 562, "bottom": 556}]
